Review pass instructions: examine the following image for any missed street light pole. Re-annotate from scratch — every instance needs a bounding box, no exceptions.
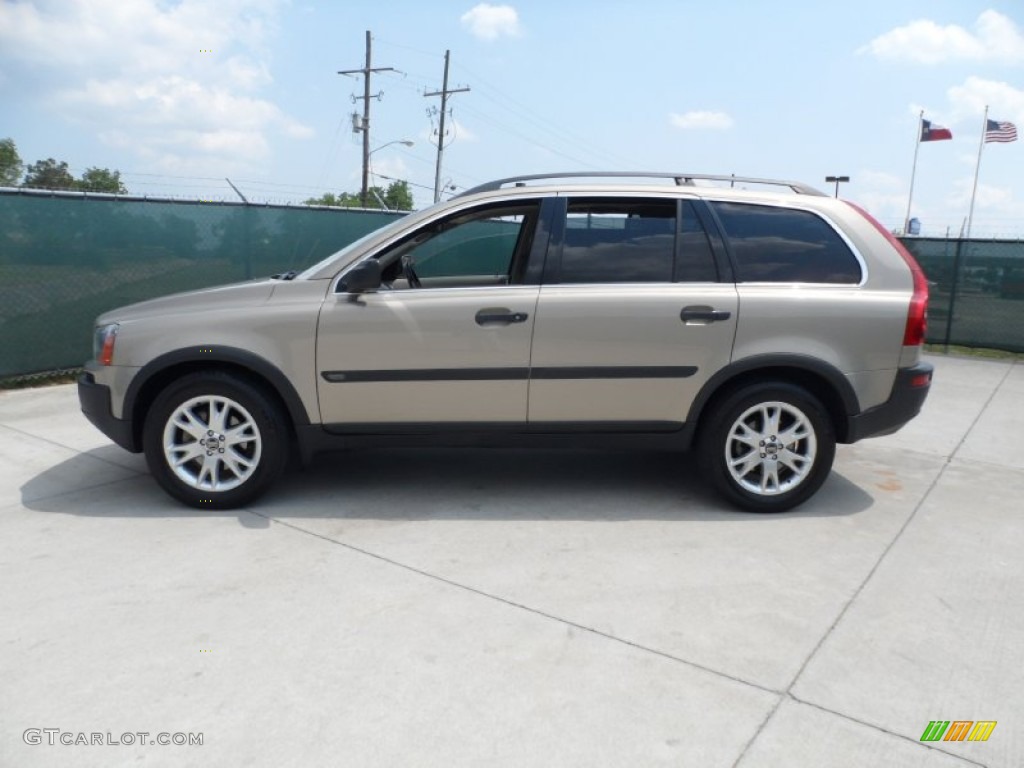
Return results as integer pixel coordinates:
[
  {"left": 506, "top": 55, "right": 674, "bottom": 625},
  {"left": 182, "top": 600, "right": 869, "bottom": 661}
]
[
  {"left": 825, "top": 175, "right": 850, "bottom": 198},
  {"left": 369, "top": 139, "right": 414, "bottom": 157}
]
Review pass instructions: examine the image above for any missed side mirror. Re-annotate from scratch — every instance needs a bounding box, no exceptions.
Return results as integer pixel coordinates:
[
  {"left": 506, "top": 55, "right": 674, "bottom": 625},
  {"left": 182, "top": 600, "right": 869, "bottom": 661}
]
[{"left": 338, "top": 259, "right": 382, "bottom": 293}]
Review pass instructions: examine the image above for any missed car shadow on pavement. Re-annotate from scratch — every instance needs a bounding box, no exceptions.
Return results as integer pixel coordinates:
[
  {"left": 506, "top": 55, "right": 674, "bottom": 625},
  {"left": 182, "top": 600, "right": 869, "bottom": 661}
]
[{"left": 19, "top": 446, "right": 875, "bottom": 522}]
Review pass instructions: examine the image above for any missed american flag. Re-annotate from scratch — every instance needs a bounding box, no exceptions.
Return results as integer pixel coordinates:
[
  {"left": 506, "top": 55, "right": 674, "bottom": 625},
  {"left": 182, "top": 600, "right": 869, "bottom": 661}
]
[{"left": 984, "top": 119, "right": 1018, "bottom": 143}]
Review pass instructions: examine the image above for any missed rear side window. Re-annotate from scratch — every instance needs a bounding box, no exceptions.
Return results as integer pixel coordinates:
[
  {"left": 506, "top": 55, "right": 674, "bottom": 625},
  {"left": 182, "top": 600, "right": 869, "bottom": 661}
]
[
  {"left": 562, "top": 200, "right": 675, "bottom": 283},
  {"left": 559, "top": 199, "right": 717, "bottom": 284},
  {"left": 710, "top": 202, "right": 862, "bottom": 284}
]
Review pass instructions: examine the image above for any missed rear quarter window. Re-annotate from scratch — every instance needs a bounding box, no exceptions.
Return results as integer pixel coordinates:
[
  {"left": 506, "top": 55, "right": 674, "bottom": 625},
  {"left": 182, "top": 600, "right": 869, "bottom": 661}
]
[{"left": 710, "top": 202, "right": 862, "bottom": 284}]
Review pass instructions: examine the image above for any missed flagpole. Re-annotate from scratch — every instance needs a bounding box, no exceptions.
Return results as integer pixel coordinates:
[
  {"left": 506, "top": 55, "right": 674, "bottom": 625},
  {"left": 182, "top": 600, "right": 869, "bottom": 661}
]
[
  {"left": 903, "top": 110, "right": 923, "bottom": 235},
  {"left": 965, "top": 105, "right": 989, "bottom": 240}
]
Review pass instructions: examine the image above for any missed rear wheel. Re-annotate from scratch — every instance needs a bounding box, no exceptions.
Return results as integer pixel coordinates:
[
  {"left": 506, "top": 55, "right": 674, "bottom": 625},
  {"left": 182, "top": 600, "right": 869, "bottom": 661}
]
[
  {"left": 143, "top": 372, "right": 289, "bottom": 509},
  {"left": 697, "top": 382, "right": 836, "bottom": 512}
]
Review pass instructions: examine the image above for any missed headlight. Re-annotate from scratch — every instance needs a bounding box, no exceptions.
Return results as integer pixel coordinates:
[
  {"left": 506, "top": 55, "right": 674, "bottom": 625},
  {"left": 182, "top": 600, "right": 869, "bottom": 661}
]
[{"left": 93, "top": 323, "right": 120, "bottom": 365}]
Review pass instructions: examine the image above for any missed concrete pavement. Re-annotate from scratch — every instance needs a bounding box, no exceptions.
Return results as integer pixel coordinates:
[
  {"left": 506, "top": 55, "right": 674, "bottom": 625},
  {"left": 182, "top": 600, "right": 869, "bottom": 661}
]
[{"left": 0, "top": 354, "right": 1021, "bottom": 767}]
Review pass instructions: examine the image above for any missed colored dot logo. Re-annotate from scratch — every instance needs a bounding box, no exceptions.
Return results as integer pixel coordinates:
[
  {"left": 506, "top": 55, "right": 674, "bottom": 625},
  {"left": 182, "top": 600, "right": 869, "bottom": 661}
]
[
  {"left": 199, "top": 649, "right": 213, "bottom": 653},
  {"left": 199, "top": 49, "right": 213, "bottom": 53}
]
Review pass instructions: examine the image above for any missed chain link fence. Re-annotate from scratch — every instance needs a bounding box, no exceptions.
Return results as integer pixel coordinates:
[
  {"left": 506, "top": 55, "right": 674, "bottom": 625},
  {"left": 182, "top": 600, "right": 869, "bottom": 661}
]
[
  {"left": 0, "top": 189, "right": 403, "bottom": 380},
  {"left": 1, "top": 189, "right": 1022, "bottom": 381},
  {"left": 901, "top": 237, "right": 1024, "bottom": 352}
]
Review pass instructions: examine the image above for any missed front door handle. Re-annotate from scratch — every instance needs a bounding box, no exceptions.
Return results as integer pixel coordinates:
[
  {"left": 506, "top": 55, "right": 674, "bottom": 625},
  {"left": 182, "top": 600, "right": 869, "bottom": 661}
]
[
  {"left": 475, "top": 308, "right": 529, "bottom": 326},
  {"left": 680, "top": 306, "right": 732, "bottom": 323}
]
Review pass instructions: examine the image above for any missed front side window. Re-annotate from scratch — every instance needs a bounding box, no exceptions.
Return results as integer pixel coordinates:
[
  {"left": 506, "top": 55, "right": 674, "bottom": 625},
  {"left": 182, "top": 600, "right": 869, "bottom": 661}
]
[
  {"left": 378, "top": 203, "right": 538, "bottom": 288},
  {"left": 710, "top": 202, "right": 862, "bottom": 284}
]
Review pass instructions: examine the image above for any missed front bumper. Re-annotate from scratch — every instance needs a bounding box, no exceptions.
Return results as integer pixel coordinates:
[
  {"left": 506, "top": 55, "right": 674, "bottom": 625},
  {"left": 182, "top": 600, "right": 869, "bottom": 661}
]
[
  {"left": 845, "top": 362, "right": 933, "bottom": 442},
  {"left": 78, "top": 373, "right": 138, "bottom": 452}
]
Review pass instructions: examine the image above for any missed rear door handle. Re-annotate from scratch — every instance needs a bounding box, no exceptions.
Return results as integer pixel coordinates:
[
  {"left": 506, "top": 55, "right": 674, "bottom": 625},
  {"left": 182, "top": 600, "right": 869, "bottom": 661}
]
[
  {"left": 680, "top": 306, "right": 732, "bottom": 323},
  {"left": 475, "top": 308, "right": 529, "bottom": 326}
]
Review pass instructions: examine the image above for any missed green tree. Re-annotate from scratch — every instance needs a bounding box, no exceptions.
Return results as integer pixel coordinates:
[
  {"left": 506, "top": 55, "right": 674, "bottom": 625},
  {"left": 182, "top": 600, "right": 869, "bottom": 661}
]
[
  {"left": 0, "top": 138, "right": 23, "bottom": 186},
  {"left": 304, "top": 192, "right": 353, "bottom": 207},
  {"left": 305, "top": 180, "right": 414, "bottom": 211},
  {"left": 382, "top": 180, "right": 413, "bottom": 211},
  {"left": 77, "top": 167, "right": 127, "bottom": 194},
  {"left": 23, "top": 158, "right": 75, "bottom": 190}
]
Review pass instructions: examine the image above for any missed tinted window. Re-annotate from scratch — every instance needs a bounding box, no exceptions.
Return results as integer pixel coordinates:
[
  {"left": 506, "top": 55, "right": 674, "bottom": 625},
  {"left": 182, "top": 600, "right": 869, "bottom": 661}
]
[
  {"left": 710, "top": 202, "right": 862, "bottom": 283},
  {"left": 561, "top": 200, "right": 675, "bottom": 283},
  {"left": 676, "top": 201, "right": 717, "bottom": 282}
]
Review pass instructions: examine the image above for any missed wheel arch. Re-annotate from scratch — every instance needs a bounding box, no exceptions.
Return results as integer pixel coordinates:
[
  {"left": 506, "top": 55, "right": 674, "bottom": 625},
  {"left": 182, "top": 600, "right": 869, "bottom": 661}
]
[
  {"left": 124, "top": 347, "right": 311, "bottom": 452},
  {"left": 688, "top": 355, "right": 859, "bottom": 444}
]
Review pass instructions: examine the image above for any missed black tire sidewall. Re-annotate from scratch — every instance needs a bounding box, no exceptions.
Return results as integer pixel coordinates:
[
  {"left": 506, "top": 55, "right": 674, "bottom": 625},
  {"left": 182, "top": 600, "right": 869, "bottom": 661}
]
[
  {"left": 698, "top": 382, "right": 836, "bottom": 513},
  {"left": 143, "top": 372, "right": 288, "bottom": 509}
]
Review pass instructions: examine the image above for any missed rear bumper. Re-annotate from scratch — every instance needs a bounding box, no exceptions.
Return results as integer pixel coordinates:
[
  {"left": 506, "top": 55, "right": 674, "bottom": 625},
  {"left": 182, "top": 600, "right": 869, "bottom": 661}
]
[
  {"left": 78, "top": 373, "right": 138, "bottom": 452},
  {"left": 845, "top": 362, "right": 933, "bottom": 442}
]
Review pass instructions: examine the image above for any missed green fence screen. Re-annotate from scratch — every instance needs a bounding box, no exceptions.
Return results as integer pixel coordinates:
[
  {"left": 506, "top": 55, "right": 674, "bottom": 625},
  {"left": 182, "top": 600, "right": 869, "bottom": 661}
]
[
  {"left": 0, "top": 190, "right": 404, "bottom": 378},
  {"left": 1, "top": 189, "right": 1022, "bottom": 379},
  {"left": 901, "top": 237, "right": 1024, "bottom": 352}
]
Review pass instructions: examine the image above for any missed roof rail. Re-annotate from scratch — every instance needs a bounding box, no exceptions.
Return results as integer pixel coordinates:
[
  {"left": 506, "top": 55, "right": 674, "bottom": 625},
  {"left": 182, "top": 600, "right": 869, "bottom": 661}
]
[{"left": 458, "top": 172, "right": 826, "bottom": 197}]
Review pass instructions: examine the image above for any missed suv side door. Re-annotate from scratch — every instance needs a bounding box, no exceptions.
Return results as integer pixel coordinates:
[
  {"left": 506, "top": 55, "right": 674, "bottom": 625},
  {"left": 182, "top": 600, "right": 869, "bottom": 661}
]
[
  {"left": 316, "top": 199, "right": 550, "bottom": 426},
  {"left": 528, "top": 196, "right": 738, "bottom": 426}
]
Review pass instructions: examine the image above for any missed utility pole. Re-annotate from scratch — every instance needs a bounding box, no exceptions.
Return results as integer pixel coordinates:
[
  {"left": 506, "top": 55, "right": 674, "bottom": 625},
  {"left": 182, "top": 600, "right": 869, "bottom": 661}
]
[
  {"left": 424, "top": 50, "right": 469, "bottom": 203},
  {"left": 339, "top": 31, "right": 395, "bottom": 208}
]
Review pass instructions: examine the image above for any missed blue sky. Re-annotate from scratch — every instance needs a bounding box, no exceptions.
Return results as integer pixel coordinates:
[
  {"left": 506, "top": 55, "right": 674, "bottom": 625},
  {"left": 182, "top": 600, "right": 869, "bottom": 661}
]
[{"left": 1, "top": 1, "right": 1022, "bottom": 236}]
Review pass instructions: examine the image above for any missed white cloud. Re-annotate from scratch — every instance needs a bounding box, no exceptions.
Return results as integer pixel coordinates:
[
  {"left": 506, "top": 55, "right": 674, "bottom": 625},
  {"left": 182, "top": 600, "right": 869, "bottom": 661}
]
[
  {"left": 950, "top": 178, "right": 1019, "bottom": 210},
  {"left": 859, "top": 10, "right": 1024, "bottom": 64},
  {"left": 859, "top": 170, "right": 903, "bottom": 189},
  {"left": 850, "top": 170, "right": 905, "bottom": 223},
  {"left": 369, "top": 156, "right": 411, "bottom": 183},
  {"left": 0, "top": 0, "right": 310, "bottom": 173},
  {"left": 460, "top": 4, "right": 521, "bottom": 41},
  {"left": 449, "top": 119, "right": 478, "bottom": 143},
  {"left": 947, "top": 77, "right": 1024, "bottom": 125},
  {"left": 670, "top": 111, "right": 734, "bottom": 130}
]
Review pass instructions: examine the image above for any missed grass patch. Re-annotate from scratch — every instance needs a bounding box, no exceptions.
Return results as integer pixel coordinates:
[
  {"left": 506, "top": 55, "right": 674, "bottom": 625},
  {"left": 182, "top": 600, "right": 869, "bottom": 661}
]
[
  {"left": 924, "top": 343, "right": 1024, "bottom": 361},
  {"left": 0, "top": 369, "right": 82, "bottom": 390}
]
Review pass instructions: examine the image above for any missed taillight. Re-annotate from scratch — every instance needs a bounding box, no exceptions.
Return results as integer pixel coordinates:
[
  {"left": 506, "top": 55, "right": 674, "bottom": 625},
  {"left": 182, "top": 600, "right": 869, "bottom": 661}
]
[
  {"left": 844, "top": 202, "right": 928, "bottom": 346},
  {"left": 903, "top": 266, "right": 929, "bottom": 346}
]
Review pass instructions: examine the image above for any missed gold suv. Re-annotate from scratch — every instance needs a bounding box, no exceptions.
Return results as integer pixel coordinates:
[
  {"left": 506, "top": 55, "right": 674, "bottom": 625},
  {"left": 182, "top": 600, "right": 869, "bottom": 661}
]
[{"left": 79, "top": 173, "right": 933, "bottom": 512}]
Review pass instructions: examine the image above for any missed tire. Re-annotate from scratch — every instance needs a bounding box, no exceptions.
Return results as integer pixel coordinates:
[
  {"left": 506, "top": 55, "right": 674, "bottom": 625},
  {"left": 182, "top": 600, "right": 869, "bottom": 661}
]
[
  {"left": 697, "top": 382, "right": 836, "bottom": 513},
  {"left": 143, "top": 371, "right": 289, "bottom": 509}
]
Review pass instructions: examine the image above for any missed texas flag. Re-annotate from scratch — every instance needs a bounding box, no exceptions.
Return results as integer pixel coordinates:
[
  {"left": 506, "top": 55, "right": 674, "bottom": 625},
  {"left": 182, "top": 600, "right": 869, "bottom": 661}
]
[{"left": 921, "top": 119, "right": 953, "bottom": 142}]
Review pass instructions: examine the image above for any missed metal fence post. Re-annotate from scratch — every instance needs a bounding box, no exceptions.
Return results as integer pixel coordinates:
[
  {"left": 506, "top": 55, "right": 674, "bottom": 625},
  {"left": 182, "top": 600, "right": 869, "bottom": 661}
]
[{"left": 943, "top": 238, "right": 965, "bottom": 352}]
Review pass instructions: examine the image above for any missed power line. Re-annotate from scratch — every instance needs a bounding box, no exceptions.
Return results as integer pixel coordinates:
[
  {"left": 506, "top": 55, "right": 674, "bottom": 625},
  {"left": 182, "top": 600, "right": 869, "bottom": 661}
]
[
  {"left": 452, "top": 61, "right": 637, "bottom": 169},
  {"left": 374, "top": 37, "right": 444, "bottom": 61},
  {"left": 454, "top": 102, "right": 606, "bottom": 170}
]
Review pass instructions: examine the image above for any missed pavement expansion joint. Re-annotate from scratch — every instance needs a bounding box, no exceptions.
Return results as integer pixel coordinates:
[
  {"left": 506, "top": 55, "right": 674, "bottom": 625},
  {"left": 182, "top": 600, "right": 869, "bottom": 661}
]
[
  {"left": 0, "top": 422, "right": 148, "bottom": 475},
  {"left": 780, "top": 694, "right": 988, "bottom": 768},
  {"left": 252, "top": 511, "right": 782, "bottom": 698},
  {"left": 949, "top": 360, "right": 1016, "bottom": 465}
]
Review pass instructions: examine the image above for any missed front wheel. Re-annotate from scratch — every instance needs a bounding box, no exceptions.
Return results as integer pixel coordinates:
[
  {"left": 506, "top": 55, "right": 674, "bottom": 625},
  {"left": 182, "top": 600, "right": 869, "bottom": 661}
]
[
  {"left": 143, "top": 372, "right": 289, "bottom": 509},
  {"left": 697, "top": 382, "right": 836, "bottom": 513}
]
